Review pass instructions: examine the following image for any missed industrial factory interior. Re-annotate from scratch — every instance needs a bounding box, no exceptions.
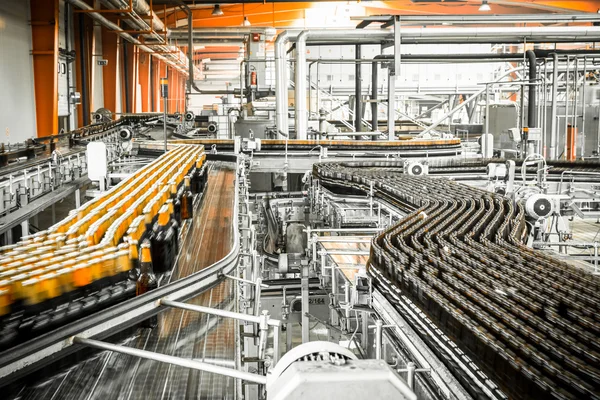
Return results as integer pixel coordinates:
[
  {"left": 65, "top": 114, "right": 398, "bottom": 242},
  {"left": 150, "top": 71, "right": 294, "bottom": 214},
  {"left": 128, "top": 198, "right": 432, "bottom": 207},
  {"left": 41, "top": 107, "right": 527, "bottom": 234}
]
[{"left": 3, "top": 0, "right": 600, "bottom": 399}]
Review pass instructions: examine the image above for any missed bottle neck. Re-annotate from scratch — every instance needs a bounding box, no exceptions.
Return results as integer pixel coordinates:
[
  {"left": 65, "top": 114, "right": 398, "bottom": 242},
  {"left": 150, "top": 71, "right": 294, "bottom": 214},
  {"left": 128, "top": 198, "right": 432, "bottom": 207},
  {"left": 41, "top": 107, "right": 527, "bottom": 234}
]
[
  {"left": 158, "top": 210, "right": 169, "bottom": 226},
  {"left": 140, "top": 245, "right": 153, "bottom": 273}
]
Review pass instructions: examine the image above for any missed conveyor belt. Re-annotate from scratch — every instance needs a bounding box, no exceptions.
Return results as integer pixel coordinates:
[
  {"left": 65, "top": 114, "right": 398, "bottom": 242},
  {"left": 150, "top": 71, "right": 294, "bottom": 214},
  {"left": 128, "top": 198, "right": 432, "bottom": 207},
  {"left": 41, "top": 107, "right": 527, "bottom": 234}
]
[
  {"left": 7, "top": 163, "right": 237, "bottom": 400},
  {"left": 314, "top": 160, "right": 600, "bottom": 400}
]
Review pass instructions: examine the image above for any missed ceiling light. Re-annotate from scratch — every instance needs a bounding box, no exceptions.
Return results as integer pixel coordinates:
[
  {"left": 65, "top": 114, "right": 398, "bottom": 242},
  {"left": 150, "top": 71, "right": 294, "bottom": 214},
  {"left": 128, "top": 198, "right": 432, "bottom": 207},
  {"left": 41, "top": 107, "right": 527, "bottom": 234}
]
[
  {"left": 479, "top": 1, "right": 491, "bottom": 12},
  {"left": 242, "top": 16, "right": 251, "bottom": 27},
  {"left": 211, "top": 5, "right": 223, "bottom": 16}
]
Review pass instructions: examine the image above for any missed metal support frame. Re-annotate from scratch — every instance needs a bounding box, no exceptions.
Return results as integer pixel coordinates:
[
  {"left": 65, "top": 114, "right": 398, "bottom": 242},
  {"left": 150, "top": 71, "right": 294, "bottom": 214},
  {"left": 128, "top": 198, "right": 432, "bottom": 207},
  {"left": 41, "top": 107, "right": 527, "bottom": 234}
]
[{"left": 72, "top": 337, "right": 267, "bottom": 384}]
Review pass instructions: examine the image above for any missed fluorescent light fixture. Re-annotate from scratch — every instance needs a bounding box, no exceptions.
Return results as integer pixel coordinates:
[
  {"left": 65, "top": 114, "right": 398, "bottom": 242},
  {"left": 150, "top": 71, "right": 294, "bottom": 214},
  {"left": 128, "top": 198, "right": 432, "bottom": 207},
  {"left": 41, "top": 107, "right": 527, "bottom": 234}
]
[
  {"left": 479, "top": 1, "right": 491, "bottom": 12},
  {"left": 212, "top": 5, "right": 223, "bottom": 16},
  {"left": 242, "top": 16, "right": 251, "bottom": 26}
]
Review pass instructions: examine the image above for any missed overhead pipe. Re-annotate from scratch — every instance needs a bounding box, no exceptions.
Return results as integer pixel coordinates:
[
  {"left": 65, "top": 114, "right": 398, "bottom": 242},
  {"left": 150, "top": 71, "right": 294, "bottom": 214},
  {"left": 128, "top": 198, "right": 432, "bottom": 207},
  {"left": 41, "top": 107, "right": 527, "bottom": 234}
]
[
  {"left": 295, "top": 30, "right": 393, "bottom": 139},
  {"left": 67, "top": 0, "right": 195, "bottom": 76},
  {"left": 173, "top": 0, "right": 204, "bottom": 103},
  {"left": 99, "top": 0, "right": 166, "bottom": 43},
  {"left": 526, "top": 50, "right": 537, "bottom": 129},
  {"left": 377, "top": 26, "right": 600, "bottom": 44},
  {"left": 352, "top": 14, "right": 600, "bottom": 25},
  {"left": 168, "top": 27, "right": 276, "bottom": 38}
]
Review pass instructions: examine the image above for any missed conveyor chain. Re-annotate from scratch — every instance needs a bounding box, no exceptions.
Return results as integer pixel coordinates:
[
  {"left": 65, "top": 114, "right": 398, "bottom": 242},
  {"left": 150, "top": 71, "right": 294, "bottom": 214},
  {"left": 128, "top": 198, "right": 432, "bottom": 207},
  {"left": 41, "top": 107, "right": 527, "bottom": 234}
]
[{"left": 313, "top": 160, "right": 600, "bottom": 400}]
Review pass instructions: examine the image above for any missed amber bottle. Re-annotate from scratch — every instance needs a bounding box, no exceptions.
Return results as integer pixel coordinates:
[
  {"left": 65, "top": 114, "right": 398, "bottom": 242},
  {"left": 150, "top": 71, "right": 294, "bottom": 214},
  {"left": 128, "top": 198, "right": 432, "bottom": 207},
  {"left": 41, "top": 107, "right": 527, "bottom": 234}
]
[
  {"left": 136, "top": 240, "right": 158, "bottom": 328},
  {"left": 150, "top": 206, "right": 172, "bottom": 273},
  {"left": 181, "top": 176, "right": 194, "bottom": 220},
  {"left": 170, "top": 181, "right": 182, "bottom": 223}
]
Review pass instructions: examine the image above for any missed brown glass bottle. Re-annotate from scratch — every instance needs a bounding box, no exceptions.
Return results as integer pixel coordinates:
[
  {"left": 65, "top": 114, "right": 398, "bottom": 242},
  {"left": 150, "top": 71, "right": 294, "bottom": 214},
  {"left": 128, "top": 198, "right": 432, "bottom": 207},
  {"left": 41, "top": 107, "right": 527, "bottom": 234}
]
[
  {"left": 170, "top": 182, "right": 182, "bottom": 223},
  {"left": 128, "top": 239, "right": 140, "bottom": 281},
  {"left": 191, "top": 158, "right": 202, "bottom": 194},
  {"left": 136, "top": 241, "right": 158, "bottom": 328},
  {"left": 181, "top": 176, "right": 194, "bottom": 220},
  {"left": 150, "top": 206, "right": 173, "bottom": 273},
  {"left": 166, "top": 199, "right": 180, "bottom": 251}
]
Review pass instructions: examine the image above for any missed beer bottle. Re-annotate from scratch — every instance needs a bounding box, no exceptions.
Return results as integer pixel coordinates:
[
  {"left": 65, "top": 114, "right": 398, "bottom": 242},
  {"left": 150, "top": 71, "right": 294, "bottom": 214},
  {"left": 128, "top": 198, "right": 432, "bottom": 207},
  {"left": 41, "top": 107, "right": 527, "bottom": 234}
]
[
  {"left": 170, "top": 181, "right": 181, "bottom": 223},
  {"left": 166, "top": 199, "right": 180, "bottom": 252},
  {"left": 181, "top": 176, "right": 194, "bottom": 220},
  {"left": 136, "top": 240, "right": 158, "bottom": 328},
  {"left": 151, "top": 206, "right": 172, "bottom": 273},
  {"left": 128, "top": 239, "right": 140, "bottom": 281},
  {"left": 191, "top": 158, "right": 202, "bottom": 194}
]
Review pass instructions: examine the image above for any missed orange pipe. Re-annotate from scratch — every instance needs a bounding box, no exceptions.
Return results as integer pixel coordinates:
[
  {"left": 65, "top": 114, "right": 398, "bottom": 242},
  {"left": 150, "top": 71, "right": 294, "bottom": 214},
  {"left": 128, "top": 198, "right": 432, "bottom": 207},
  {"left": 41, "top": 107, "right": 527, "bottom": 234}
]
[{"left": 31, "top": 0, "right": 59, "bottom": 137}]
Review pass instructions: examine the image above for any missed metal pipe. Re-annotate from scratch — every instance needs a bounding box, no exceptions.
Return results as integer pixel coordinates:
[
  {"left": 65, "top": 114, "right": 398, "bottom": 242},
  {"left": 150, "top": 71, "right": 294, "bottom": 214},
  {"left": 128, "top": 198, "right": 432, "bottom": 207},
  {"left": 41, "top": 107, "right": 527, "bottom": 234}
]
[
  {"left": 123, "top": 39, "right": 131, "bottom": 113},
  {"left": 160, "top": 299, "right": 281, "bottom": 326},
  {"left": 295, "top": 30, "right": 393, "bottom": 140},
  {"left": 376, "top": 26, "right": 600, "bottom": 44},
  {"left": 565, "top": 56, "right": 571, "bottom": 159},
  {"left": 550, "top": 53, "right": 559, "bottom": 159},
  {"left": 67, "top": 0, "right": 191, "bottom": 75},
  {"left": 78, "top": 13, "right": 90, "bottom": 126},
  {"left": 375, "top": 319, "right": 383, "bottom": 360},
  {"left": 526, "top": 50, "right": 537, "bottom": 128},
  {"left": 574, "top": 57, "right": 579, "bottom": 157},
  {"left": 355, "top": 44, "right": 362, "bottom": 134},
  {"left": 387, "top": 69, "right": 395, "bottom": 140},
  {"left": 73, "top": 337, "right": 267, "bottom": 384},
  {"left": 275, "top": 30, "right": 299, "bottom": 138},
  {"left": 582, "top": 56, "right": 587, "bottom": 157},
  {"left": 371, "top": 60, "right": 378, "bottom": 136},
  {"left": 353, "top": 14, "right": 600, "bottom": 25}
]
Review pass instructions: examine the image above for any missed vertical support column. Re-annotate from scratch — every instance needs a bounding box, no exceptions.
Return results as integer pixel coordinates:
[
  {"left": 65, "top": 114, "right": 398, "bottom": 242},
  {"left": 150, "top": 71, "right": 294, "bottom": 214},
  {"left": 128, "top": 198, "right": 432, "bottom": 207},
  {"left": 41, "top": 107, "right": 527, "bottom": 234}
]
[
  {"left": 101, "top": 22, "right": 120, "bottom": 117},
  {"left": 90, "top": 16, "right": 104, "bottom": 112},
  {"left": 387, "top": 69, "right": 396, "bottom": 141},
  {"left": 139, "top": 51, "right": 151, "bottom": 112},
  {"left": 301, "top": 262, "right": 310, "bottom": 343},
  {"left": 31, "top": 0, "right": 60, "bottom": 136},
  {"left": 77, "top": 13, "right": 90, "bottom": 126},
  {"left": 550, "top": 53, "right": 558, "bottom": 159},
  {"left": 374, "top": 319, "right": 383, "bottom": 360},
  {"left": 355, "top": 45, "right": 362, "bottom": 134},
  {"left": 371, "top": 60, "right": 378, "bottom": 135},
  {"left": 122, "top": 40, "right": 131, "bottom": 114}
]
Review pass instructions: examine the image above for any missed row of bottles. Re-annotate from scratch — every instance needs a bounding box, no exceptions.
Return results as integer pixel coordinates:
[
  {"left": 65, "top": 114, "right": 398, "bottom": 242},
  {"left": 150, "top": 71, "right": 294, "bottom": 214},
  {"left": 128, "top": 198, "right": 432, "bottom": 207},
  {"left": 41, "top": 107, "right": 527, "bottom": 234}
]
[{"left": 0, "top": 147, "right": 206, "bottom": 322}]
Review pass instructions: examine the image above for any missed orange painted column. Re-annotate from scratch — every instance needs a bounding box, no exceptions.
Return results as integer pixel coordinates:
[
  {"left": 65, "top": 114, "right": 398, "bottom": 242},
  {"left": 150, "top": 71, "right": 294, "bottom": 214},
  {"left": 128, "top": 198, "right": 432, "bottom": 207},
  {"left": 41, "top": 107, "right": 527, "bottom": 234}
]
[
  {"left": 151, "top": 57, "right": 159, "bottom": 112},
  {"left": 566, "top": 124, "right": 577, "bottom": 161},
  {"left": 180, "top": 72, "right": 186, "bottom": 112},
  {"left": 30, "top": 0, "right": 59, "bottom": 137},
  {"left": 139, "top": 52, "right": 151, "bottom": 112},
  {"left": 101, "top": 24, "right": 119, "bottom": 117}
]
